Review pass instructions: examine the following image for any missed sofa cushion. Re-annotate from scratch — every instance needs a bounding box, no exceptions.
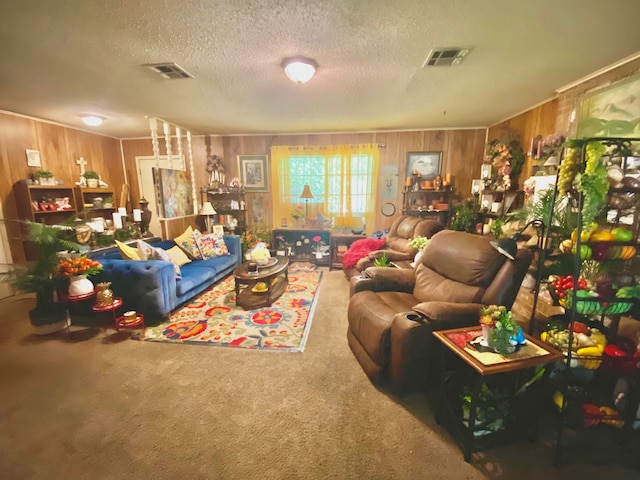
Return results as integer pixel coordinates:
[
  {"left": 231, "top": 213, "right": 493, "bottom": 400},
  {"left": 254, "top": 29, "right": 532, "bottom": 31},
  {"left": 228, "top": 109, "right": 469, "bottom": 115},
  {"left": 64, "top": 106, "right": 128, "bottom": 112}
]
[
  {"left": 196, "top": 232, "right": 229, "bottom": 258},
  {"left": 173, "top": 226, "right": 194, "bottom": 245},
  {"left": 136, "top": 239, "right": 156, "bottom": 260},
  {"left": 116, "top": 240, "right": 141, "bottom": 260},
  {"left": 176, "top": 263, "right": 217, "bottom": 296},
  {"left": 165, "top": 245, "right": 192, "bottom": 267},
  {"left": 178, "top": 229, "right": 204, "bottom": 259}
]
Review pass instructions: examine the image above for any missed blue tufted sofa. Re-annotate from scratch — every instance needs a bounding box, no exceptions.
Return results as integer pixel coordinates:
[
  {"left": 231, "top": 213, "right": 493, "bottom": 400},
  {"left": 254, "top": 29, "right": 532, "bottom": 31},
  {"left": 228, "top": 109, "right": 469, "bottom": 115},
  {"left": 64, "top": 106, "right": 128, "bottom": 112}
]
[{"left": 91, "top": 235, "right": 242, "bottom": 321}]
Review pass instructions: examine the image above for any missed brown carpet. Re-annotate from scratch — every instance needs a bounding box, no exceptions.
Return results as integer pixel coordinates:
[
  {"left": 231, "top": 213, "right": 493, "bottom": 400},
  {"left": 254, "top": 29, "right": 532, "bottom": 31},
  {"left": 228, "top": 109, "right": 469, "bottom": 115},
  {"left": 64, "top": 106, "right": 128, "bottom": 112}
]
[{"left": 0, "top": 270, "right": 638, "bottom": 480}]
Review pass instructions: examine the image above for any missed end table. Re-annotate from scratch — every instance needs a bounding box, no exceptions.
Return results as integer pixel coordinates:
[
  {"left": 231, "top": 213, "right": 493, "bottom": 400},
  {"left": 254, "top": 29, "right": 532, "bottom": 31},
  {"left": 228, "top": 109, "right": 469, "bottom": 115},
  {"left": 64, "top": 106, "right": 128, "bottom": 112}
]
[{"left": 432, "top": 326, "right": 563, "bottom": 461}]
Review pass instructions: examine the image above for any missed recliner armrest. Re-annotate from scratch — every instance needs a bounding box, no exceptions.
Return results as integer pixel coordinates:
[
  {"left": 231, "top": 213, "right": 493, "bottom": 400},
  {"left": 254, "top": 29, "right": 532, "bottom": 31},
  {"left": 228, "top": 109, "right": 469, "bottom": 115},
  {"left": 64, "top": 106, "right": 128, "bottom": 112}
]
[
  {"left": 350, "top": 266, "right": 415, "bottom": 295},
  {"left": 412, "top": 301, "right": 485, "bottom": 330},
  {"left": 367, "top": 249, "right": 414, "bottom": 262}
]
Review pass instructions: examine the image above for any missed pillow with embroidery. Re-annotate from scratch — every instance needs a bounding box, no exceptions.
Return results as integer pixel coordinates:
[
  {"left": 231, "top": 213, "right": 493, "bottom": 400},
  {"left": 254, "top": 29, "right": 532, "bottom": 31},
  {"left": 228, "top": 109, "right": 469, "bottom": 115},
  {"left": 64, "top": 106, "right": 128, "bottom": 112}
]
[
  {"left": 165, "top": 245, "right": 192, "bottom": 267},
  {"left": 178, "top": 229, "right": 203, "bottom": 259},
  {"left": 196, "top": 232, "right": 229, "bottom": 259},
  {"left": 152, "top": 247, "right": 182, "bottom": 279},
  {"left": 173, "top": 226, "right": 194, "bottom": 246},
  {"left": 136, "top": 239, "right": 156, "bottom": 260}
]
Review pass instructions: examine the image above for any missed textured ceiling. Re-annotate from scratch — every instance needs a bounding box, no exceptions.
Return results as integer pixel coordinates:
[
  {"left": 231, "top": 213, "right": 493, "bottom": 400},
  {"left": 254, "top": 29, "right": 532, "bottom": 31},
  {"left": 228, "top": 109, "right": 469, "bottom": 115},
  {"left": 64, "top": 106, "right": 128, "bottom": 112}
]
[{"left": 0, "top": 0, "right": 639, "bottom": 138}]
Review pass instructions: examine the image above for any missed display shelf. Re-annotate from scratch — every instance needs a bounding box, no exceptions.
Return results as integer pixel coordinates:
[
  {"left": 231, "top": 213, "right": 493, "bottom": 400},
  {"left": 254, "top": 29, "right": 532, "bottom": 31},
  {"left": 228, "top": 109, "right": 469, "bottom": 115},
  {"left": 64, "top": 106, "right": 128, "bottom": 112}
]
[
  {"left": 539, "top": 136, "right": 640, "bottom": 467},
  {"left": 206, "top": 188, "right": 246, "bottom": 234},
  {"left": 402, "top": 187, "right": 451, "bottom": 225},
  {"left": 74, "top": 186, "right": 116, "bottom": 220}
]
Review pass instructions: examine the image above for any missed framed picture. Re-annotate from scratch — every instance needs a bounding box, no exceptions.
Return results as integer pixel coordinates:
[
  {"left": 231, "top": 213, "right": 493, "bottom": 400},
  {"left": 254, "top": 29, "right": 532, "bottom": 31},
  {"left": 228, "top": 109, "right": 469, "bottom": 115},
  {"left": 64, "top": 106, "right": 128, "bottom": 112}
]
[
  {"left": 212, "top": 225, "right": 224, "bottom": 236},
  {"left": 26, "top": 149, "right": 41, "bottom": 167},
  {"left": 406, "top": 152, "right": 441, "bottom": 180},
  {"left": 238, "top": 155, "right": 269, "bottom": 192}
]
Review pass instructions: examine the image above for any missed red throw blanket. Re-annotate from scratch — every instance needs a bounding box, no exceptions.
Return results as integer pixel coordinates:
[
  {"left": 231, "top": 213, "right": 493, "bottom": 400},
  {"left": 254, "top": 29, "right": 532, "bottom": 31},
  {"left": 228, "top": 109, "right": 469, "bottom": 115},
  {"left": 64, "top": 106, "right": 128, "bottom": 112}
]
[{"left": 342, "top": 238, "right": 386, "bottom": 270}]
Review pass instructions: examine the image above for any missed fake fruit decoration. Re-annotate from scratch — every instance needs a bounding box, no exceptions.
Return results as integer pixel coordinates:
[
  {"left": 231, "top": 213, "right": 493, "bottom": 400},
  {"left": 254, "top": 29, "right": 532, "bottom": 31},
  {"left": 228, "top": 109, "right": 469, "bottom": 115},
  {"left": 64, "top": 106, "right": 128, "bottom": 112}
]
[
  {"left": 571, "top": 244, "right": 592, "bottom": 260},
  {"left": 557, "top": 147, "right": 578, "bottom": 197},
  {"left": 590, "top": 243, "right": 610, "bottom": 261},
  {"left": 571, "top": 223, "right": 598, "bottom": 243},
  {"left": 589, "top": 230, "right": 614, "bottom": 242},
  {"left": 611, "top": 227, "right": 633, "bottom": 242},
  {"left": 574, "top": 142, "right": 609, "bottom": 227}
]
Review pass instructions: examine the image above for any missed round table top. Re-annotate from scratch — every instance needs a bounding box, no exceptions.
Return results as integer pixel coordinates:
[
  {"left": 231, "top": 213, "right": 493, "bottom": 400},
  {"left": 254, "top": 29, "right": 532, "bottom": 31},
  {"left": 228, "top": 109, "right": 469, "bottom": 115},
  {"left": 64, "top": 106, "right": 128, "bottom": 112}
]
[
  {"left": 233, "top": 256, "right": 289, "bottom": 280},
  {"left": 91, "top": 297, "right": 123, "bottom": 312}
]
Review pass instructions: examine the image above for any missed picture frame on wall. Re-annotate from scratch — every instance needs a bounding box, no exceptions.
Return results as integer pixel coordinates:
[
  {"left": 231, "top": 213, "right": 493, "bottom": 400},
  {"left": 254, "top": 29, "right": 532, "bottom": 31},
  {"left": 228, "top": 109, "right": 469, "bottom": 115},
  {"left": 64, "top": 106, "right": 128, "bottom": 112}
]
[
  {"left": 406, "top": 151, "right": 441, "bottom": 180},
  {"left": 238, "top": 155, "right": 269, "bottom": 192},
  {"left": 26, "top": 149, "right": 41, "bottom": 167}
]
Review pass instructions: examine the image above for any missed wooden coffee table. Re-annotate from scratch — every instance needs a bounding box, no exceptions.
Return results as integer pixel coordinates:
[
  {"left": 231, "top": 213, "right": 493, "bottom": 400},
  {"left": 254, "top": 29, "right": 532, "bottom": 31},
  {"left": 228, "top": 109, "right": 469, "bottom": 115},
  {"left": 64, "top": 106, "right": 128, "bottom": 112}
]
[{"left": 233, "top": 256, "right": 289, "bottom": 309}]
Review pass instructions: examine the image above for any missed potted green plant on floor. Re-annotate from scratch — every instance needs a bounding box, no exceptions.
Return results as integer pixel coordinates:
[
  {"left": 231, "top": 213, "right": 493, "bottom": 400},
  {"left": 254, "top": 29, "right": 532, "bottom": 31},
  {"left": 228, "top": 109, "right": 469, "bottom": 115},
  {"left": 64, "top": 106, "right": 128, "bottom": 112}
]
[{"left": 11, "top": 221, "right": 82, "bottom": 334}]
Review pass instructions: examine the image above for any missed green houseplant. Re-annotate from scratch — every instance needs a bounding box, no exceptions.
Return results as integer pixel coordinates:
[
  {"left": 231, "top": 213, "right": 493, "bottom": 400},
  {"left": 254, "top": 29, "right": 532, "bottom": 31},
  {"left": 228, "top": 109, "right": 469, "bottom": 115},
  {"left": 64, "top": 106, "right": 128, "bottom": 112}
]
[
  {"left": 83, "top": 170, "right": 100, "bottom": 187},
  {"left": 33, "top": 169, "right": 54, "bottom": 185},
  {"left": 11, "top": 221, "right": 82, "bottom": 334}
]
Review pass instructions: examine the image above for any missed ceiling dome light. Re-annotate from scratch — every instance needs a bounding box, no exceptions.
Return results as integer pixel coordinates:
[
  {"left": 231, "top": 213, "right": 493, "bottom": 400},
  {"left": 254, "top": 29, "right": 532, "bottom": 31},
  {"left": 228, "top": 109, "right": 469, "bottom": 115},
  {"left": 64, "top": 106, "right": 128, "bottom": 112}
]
[
  {"left": 80, "top": 114, "right": 105, "bottom": 127},
  {"left": 282, "top": 56, "right": 318, "bottom": 84}
]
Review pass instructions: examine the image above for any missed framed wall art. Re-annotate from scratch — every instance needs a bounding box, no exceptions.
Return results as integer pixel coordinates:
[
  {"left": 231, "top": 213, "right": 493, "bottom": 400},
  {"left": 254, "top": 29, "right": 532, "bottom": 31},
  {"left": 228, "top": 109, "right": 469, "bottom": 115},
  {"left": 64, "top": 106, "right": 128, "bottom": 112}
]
[
  {"left": 26, "top": 149, "right": 41, "bottom": 167},
  {"left": 238, "top": 155, "right": 269, "bottom": 192},
  {"left": 406, "top": 151, "right": 441, "bottom": 180}
]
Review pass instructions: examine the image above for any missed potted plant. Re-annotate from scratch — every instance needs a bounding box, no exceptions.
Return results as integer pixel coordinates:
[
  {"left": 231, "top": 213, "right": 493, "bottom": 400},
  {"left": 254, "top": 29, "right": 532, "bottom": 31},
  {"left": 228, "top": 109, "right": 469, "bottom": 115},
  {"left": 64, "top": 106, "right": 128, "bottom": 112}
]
[
  {"left": 83, "top": 170, "right": 100, "bottom": 188},
  {"left": 54, "top": 256, "right": 103, "bottom": 296},
  {"left": 479, "top": 305, "right": 521, "bottom": 355},
  {"left": 33, "top": 169, "right": 54, "bottom": 185},
  {"left": 11, "top": 221, "right": 82, "bottom": 334}
]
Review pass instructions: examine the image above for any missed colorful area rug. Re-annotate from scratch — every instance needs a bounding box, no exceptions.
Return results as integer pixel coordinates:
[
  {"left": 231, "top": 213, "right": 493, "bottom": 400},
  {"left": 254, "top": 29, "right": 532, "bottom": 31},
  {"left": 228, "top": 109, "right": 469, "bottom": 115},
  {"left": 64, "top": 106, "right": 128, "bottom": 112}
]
[{"left": 137, "top": 267, "right": 322, "bottom": 351}]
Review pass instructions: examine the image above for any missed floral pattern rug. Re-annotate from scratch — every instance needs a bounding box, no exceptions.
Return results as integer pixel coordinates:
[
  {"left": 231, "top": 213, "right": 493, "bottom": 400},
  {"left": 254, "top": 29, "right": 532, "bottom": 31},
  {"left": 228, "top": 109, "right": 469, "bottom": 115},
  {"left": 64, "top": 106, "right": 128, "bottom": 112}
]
[{"left": 136, "top": 268, "right": 322, "bottom": 351}]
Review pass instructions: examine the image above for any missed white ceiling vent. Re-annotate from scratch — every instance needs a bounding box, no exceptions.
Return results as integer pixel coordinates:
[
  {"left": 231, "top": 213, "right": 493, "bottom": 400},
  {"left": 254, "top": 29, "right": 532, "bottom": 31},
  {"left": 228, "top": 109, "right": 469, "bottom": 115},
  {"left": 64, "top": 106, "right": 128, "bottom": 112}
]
[
  {"left": 145, "top": 63, "right": 193, "bottom": 79},
  {"left": 423, "top": 48, "right": 471, "bottom": 67}
]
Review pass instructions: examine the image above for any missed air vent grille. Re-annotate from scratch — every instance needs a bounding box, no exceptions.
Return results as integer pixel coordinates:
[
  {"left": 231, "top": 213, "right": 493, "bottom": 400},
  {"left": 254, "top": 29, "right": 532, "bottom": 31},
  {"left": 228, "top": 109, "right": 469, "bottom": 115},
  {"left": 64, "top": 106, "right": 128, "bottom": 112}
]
[
  {"left": 423, "top": 48, "right": 470, "bottom": 67},
  {"left": 145, "top": 63, "right": 193, "bottom": 79}
]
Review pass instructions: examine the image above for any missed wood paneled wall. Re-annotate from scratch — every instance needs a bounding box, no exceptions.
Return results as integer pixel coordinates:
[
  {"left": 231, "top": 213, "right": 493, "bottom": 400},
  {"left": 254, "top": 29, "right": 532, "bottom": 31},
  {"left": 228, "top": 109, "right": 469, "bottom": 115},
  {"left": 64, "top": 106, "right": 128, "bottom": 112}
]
[
  {"left": 121, "top": 129, "right": 487, "bottom": 235},
  {"left": 487, "top": 98, "right": 559, "bottom": 180},
  {"left": 0, "top": 112, "right": 125, "bottom": 264}
]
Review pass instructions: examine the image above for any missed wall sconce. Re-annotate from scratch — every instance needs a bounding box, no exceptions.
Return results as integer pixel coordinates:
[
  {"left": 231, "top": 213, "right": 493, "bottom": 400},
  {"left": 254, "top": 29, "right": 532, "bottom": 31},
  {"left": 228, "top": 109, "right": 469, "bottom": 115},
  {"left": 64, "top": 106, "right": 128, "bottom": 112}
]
[
  {"left": 282, "top": 56, "right": 318, "bottom": 84},
  {"left": 528, "top": 134, "right": 543, "bottom": 159}
]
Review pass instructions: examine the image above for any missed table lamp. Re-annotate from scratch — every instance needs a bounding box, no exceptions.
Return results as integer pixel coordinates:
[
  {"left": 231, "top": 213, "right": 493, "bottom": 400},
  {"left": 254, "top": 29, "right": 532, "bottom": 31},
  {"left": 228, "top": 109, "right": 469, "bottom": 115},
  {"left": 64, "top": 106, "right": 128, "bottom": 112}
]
[
  {"left": 300, "top": 184, "right": 314, "bottom": 220},
  {"left": 199, "top": 202, "right": 217, "bottom": 233}
]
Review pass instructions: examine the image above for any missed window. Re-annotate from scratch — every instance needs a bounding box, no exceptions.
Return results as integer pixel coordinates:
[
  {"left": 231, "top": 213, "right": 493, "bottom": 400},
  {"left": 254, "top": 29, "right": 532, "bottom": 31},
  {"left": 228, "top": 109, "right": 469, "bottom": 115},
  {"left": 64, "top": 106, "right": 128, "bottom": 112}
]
[{"left": 271, "top": 144, "right": 380, "bottom": 228}]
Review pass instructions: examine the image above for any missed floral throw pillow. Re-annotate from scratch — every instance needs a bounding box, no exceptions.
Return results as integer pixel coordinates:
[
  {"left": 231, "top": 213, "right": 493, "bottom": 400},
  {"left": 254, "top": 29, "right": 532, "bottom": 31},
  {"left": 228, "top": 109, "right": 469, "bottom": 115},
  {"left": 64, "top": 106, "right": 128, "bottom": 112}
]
[
  {"left": 178, "top": 229, "right": 203, "bottom": 259},
  {"left": 196, "top": 232, "right": 229, "bottom": 259},
  {"left": 136, "top": 239, "right": 156, "bottom": 260}
]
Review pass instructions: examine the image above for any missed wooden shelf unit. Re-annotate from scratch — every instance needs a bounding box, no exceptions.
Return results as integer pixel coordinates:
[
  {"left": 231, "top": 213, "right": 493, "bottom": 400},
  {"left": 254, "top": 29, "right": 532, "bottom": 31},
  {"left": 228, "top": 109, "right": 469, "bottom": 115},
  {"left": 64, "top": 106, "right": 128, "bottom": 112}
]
[{"left": 74, "top": 187, "right": 116, "bottom": 220}]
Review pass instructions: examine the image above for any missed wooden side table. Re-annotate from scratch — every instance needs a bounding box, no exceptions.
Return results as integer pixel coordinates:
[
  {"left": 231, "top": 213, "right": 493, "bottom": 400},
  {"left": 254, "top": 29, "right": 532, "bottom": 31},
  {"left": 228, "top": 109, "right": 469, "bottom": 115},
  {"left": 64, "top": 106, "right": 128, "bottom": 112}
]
[
  {"left": 329, "top": 233, "right": 366, "bottom": 270},
  {"left": 432, "top": 326, "right": 563, "bottom": 461}
]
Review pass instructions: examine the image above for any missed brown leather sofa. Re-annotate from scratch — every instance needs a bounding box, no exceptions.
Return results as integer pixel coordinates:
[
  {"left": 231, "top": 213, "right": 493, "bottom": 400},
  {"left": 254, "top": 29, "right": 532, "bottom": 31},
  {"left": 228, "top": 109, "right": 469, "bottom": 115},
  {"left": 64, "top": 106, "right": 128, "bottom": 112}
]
[
  {"left": 347, "top": 230, "right": 532, "bottom": 395},
  {"left": 343, "top": 215, "right": 445, "bottom": 279}
]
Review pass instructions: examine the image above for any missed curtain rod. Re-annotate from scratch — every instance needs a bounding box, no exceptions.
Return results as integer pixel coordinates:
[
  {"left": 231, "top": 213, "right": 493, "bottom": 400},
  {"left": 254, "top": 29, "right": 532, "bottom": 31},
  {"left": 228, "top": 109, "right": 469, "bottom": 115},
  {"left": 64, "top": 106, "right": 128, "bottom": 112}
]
[{"left": 270, "top": 144, "right": 385, "bottom": 150}]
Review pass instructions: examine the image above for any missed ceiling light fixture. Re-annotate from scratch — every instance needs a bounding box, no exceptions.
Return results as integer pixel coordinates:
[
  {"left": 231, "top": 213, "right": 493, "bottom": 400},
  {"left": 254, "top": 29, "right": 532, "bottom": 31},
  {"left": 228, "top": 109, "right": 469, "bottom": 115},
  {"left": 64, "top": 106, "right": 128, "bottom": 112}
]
[
  {"left": 80, "top": 114, "right": 105, "bottom": 127},
  {"left": 281, "top": 56, "right": 318, "bottom": 84}
]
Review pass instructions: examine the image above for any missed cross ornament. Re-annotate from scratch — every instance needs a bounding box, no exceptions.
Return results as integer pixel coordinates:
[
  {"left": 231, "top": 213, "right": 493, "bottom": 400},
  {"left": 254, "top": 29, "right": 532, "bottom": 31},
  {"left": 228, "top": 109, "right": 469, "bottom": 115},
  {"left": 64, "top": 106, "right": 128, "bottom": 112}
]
[{"left": 76, "top": 157, "right": 87, "bottom": 175}]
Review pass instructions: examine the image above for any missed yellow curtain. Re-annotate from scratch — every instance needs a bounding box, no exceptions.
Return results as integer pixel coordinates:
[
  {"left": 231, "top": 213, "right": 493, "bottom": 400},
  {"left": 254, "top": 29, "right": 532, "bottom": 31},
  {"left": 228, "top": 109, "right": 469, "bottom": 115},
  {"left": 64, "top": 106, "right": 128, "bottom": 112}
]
[{"left": 270, "top": 144, "right": 379, "bottom": 230}]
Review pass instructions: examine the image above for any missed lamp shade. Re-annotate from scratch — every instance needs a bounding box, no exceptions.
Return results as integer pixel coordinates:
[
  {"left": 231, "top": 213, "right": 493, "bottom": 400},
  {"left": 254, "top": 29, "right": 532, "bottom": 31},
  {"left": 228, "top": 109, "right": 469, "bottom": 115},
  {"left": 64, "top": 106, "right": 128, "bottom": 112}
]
[
  {"left": 490, "top": 238, "right": 518, "bottom": 261},
  {"left": 282, "top": 57, "right": 318, "bottom": 84},
  {"left": 300, "top": 184, "right": 314, "bottom": 199},
  {"left": 199, "top": 202, "right": 217, "bottom": 215}
]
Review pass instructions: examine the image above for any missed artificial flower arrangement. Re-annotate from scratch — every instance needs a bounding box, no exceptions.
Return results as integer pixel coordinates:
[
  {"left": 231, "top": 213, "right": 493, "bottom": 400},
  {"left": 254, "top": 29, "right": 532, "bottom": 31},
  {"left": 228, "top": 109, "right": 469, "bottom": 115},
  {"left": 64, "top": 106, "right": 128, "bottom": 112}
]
[
  {"left": 484, "top": 138, "right": 525, "bottom": 191},
  {"left": 240, "top": 223, "right": 272, "bottom": 253},
  {"left": 54, "top": 256, "right": 103, "bottom": 278},
  {"left": 291, "top": 204, "right": 305, "bottom": 221},
  {"left": 250, "top": 242, "right": 271, "bottom": 265},
  {"left": 312, "top": 235, "right": 323, "bottom": 252},
  {"left": 408, "top": 236, "right": 429, "bottom": 250},
  {"left": 228, "top": 177, "right": 241, "bottom": 189},
  {"left": 479, "top": 304, "right": 523, "bottom": 355}
]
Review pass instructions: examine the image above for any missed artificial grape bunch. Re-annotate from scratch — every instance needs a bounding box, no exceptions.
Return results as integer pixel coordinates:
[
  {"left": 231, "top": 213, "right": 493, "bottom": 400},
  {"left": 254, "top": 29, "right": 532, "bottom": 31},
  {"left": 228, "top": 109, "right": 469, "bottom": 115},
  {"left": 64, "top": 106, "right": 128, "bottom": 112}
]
[
  {"left": 557, "top": 147, "right": 578, "bottom": 197},
  {"left": 584, "top": 141, "right": 605, "bottom": 175},
  {"left": 575, "top": 149, "right": 609, "bottom": 227}
]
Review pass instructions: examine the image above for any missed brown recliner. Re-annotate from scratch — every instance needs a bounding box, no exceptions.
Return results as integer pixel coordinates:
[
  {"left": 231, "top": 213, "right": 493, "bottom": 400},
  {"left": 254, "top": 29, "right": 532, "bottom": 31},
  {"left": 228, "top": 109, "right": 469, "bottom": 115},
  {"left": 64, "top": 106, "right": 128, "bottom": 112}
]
[
  {"left": 343, "top": 216, "right": 445, "bottom": 279},
  {"left": 347, "top": 230, "right": 532, "bottom": 395}
]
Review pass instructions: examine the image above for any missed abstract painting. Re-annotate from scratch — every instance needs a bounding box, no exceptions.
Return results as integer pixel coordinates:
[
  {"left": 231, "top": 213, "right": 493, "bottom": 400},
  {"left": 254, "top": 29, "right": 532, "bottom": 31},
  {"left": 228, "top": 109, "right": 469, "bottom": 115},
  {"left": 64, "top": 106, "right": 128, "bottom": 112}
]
[{"left": 153, "top": 167, "right": 194, "bottom": 218}]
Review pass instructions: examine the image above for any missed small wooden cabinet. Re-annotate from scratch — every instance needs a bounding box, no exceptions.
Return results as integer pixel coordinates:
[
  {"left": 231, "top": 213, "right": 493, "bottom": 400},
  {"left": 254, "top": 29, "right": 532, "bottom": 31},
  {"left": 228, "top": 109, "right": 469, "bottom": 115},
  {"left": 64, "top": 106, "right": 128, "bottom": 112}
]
[
  {"left": 330, "top": 234, "right": 366, "bottom": 270},
  {"left": 74, "top": 187, "right": 116, "bottom": 220},
  {"left": 272, "top": 228, "right": 331, "bottom": 266}
]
